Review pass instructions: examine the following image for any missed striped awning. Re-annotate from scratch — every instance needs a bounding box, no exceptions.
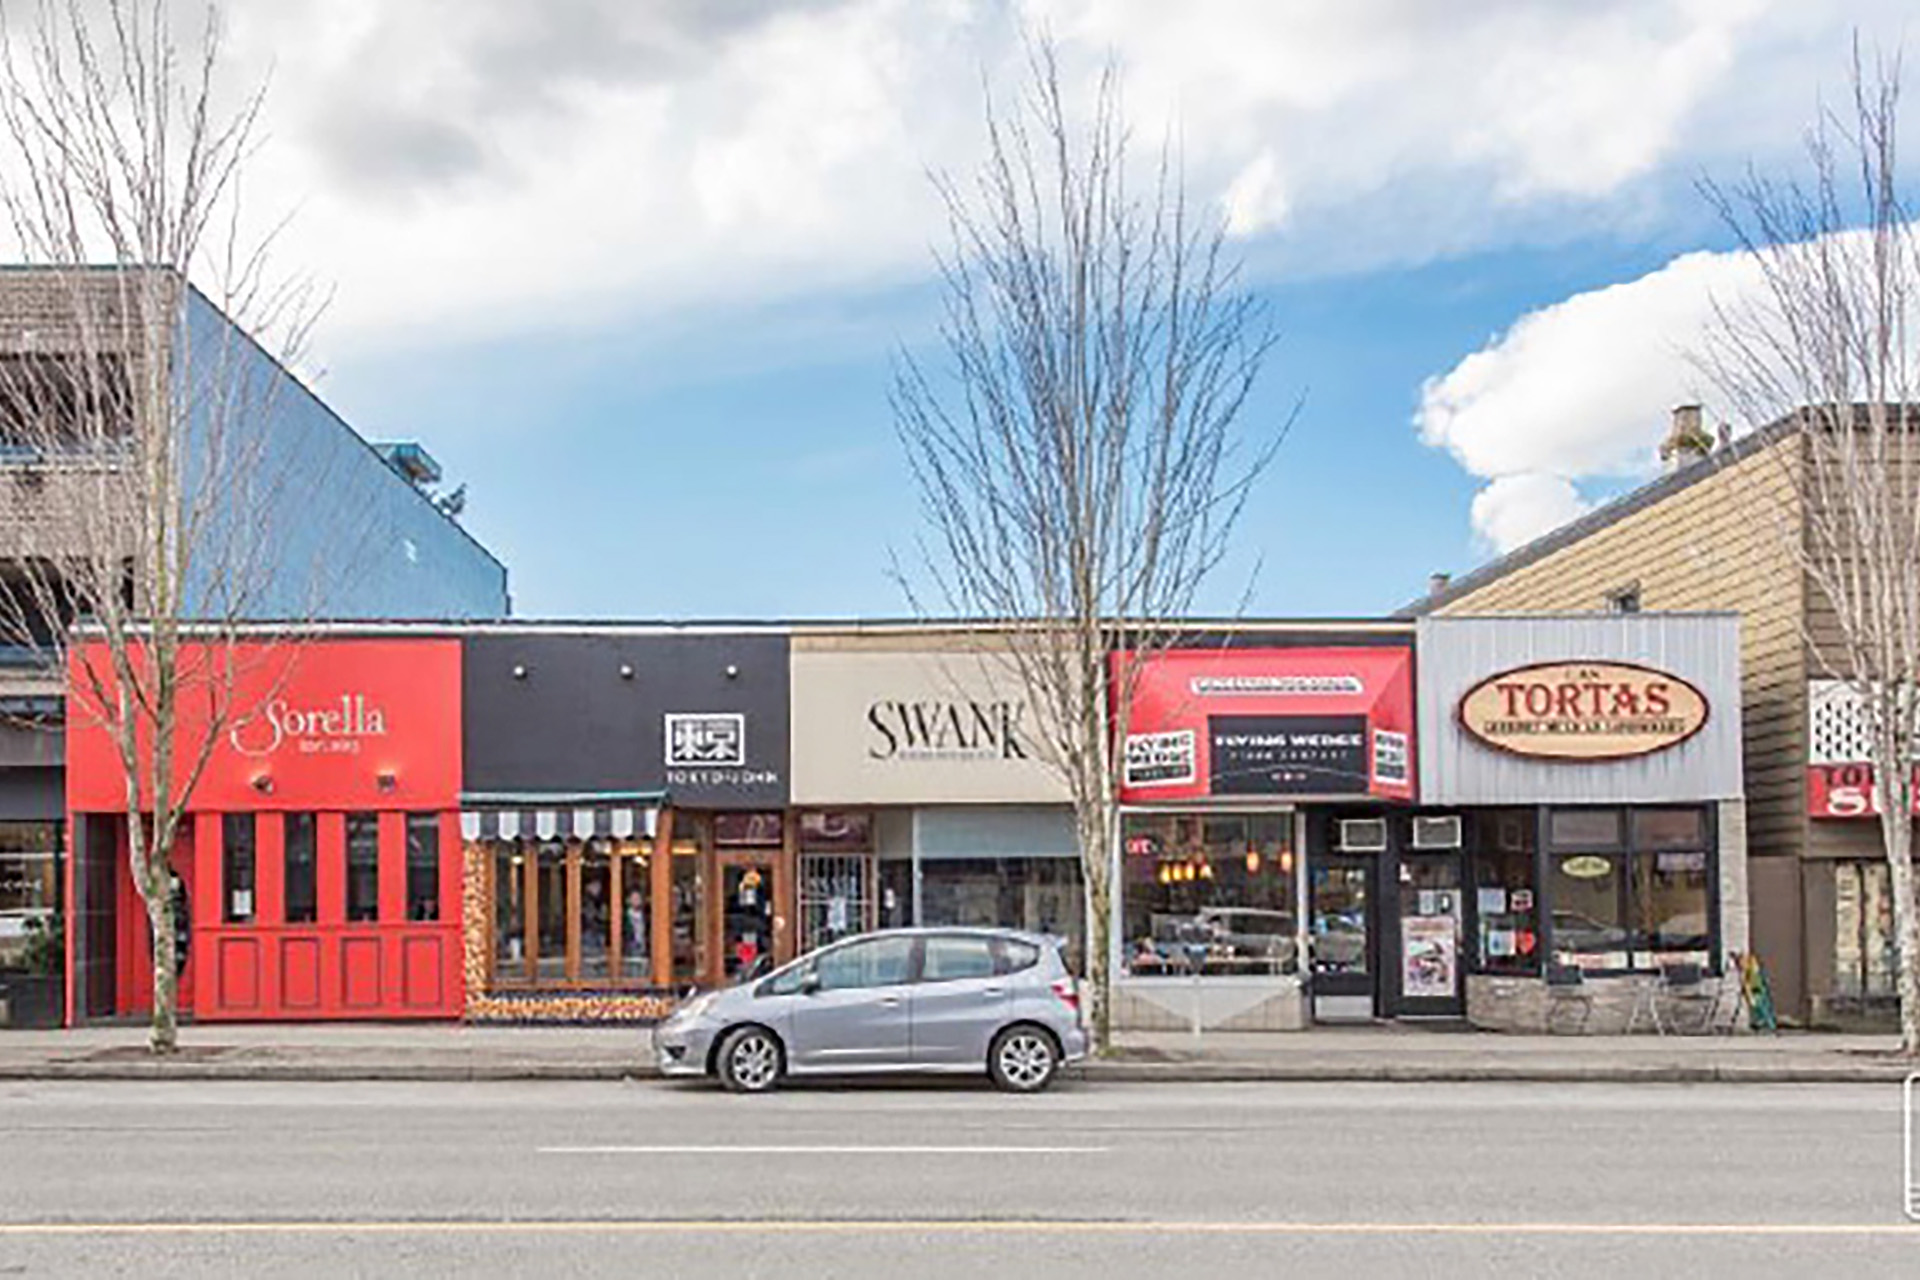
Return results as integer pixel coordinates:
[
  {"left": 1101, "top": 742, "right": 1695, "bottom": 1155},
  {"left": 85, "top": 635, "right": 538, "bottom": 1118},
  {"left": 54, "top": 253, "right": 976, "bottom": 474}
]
[{"left": 458, "top": 792, "right": 664, "bottom": 843}]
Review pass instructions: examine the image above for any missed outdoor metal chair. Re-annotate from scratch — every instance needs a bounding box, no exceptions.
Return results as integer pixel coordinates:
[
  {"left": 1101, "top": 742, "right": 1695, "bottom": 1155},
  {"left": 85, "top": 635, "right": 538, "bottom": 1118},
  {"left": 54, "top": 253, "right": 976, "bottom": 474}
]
[
  {"left": 1629, "top": 962, "right": 1720, "bottom": 1035},
  {"left": 1544, "top": 964, "right": 1592, "bottom": 1035}
]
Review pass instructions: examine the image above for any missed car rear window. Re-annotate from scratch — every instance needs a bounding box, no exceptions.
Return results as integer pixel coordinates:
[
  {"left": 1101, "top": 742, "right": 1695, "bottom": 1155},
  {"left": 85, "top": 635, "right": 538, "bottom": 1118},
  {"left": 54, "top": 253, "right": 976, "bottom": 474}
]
[{"left": 995, "top": 939, "right": 1041, "bottom": 975}]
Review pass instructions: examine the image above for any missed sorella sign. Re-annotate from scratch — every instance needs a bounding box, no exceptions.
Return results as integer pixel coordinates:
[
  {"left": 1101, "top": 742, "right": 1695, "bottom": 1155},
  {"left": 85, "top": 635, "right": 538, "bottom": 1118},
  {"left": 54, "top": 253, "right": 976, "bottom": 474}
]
[
  {"left": 230, "top": 695, "right": 388, "bottom": 758},
  {"left": 1457, "top": 661, "right": 1709, "bottom": 761}
]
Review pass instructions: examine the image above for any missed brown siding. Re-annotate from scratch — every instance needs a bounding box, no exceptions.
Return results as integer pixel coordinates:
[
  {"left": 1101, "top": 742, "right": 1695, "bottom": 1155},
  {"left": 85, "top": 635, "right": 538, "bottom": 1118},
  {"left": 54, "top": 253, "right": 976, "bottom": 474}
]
[{"left": 1435, "top": 439, "right": 1809, "bottom": 861}]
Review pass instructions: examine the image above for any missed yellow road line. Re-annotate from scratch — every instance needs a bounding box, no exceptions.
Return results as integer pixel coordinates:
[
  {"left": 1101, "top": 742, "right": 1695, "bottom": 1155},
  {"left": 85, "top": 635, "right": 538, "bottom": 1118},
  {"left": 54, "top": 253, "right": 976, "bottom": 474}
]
[{"left": 0, "top": 1220, "right": 1914, "bottom": 1237}]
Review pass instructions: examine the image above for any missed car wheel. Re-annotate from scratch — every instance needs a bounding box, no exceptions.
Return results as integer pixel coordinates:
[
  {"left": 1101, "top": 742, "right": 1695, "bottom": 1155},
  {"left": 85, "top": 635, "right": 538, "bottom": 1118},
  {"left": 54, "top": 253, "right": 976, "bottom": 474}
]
[
  {"left": 988, "top": 1025, "right": 1059, "bottom": 1093},
  {"left": 716, "top": 1026, "right": 783, "bottom": 1094}
]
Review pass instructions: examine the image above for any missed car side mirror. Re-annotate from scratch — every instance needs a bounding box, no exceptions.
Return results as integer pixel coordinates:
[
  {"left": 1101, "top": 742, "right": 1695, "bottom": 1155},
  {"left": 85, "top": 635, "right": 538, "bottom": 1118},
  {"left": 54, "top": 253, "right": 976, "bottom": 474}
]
[{"left": 798, "top": 972, "right": 821, "bottom": 996}]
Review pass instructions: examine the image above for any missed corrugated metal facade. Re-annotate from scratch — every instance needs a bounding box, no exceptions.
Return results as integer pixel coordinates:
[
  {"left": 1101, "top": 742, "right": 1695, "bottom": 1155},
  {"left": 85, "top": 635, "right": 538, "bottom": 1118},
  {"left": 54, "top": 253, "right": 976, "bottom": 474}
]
[{"left": 1417, "top": 614, "right": 1743, "bottom": 805}]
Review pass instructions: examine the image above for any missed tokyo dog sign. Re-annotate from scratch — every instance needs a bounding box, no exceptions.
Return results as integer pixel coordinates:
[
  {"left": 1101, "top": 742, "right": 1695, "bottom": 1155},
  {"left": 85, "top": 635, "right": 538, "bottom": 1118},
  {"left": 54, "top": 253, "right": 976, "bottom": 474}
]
[{"left": 1457, "top": 661, "right": 1708, "bottom": 761}]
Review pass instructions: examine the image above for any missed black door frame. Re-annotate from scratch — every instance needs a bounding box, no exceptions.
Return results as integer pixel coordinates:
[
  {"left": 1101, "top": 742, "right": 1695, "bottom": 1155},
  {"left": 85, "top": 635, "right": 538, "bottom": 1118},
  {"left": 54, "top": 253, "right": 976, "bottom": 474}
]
[
  {"left": 1309, "top": 846, "right": 1380, "bottom": 1021},
  {"left": 1385, "top": 843, "right": 1467, "bottom": 1019}
]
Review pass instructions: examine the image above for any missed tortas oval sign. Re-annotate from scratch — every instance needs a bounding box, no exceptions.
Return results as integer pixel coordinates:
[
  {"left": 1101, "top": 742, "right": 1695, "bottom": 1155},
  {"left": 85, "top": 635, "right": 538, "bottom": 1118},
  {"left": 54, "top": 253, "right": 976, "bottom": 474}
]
[{"left": 1457, "top": 661, "right": 1709, "bottom": 761}]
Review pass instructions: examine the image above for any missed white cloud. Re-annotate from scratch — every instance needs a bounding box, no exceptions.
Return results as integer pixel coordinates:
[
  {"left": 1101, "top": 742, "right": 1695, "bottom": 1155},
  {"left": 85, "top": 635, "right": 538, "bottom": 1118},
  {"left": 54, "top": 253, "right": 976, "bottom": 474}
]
[
  {"left": 1469, "top": 473, "right": 1594, "bottom": 555},
  {"left": 1416, "top": 245, "right": 1759, "bottom": 551},
  {"left": 1419, "top": 216, "right": 1920, "bottom": 554},
  {"left": 4, "top": 0, "right": 1905, "bottom": 363}
]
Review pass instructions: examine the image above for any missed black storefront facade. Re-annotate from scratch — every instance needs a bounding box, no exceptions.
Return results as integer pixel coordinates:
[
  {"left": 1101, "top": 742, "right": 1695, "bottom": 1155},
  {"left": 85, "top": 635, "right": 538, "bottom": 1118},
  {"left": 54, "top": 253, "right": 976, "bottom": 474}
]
[{"left": 458, "top": 626, "right": 792, "bottom": 1021}]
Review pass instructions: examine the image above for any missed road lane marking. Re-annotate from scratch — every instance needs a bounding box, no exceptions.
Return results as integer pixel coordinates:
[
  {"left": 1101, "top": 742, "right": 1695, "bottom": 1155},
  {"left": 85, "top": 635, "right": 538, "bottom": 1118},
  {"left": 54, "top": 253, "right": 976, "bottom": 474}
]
[
  {"left": 0, "top": 1221, "right": 1915, "bottom": 1237},
  {"left": 538, "top": 1145, "right": 1109, "bottom": 1155}
]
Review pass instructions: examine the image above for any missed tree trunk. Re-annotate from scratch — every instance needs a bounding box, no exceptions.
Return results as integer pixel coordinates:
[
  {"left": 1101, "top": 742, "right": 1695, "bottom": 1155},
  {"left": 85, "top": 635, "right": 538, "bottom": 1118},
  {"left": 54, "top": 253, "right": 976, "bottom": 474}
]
[
  {"left": 1881, "top": 767, "right": 1920, "bottom": 1057},
  {"left": 1077, "top": 800, "right": 1116, "bottom": 1054},
  {"left": 143, "top": 865, "right": 179, "bottom": 1055}
]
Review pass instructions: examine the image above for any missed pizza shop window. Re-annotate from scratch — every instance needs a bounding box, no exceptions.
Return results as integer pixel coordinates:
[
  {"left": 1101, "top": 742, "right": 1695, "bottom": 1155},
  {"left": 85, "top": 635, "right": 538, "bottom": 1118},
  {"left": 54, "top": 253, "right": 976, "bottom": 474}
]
[
  {"left": 1546, "top": 806, "right": 1713, "bottom": 973},
  {"left": 1121, "top": 812, "right": 1297, "bottom": 977}
]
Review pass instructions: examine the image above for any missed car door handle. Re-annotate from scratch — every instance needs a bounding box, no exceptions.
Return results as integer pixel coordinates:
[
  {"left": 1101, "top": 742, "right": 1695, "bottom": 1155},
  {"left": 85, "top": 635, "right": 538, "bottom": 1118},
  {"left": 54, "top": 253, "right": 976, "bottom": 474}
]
[
  {"left": 982, "top": 987, "right": 1005, "bottom": 997},
  {"left": 878, "top": 995, "right": 903, "bottom": 1007}
]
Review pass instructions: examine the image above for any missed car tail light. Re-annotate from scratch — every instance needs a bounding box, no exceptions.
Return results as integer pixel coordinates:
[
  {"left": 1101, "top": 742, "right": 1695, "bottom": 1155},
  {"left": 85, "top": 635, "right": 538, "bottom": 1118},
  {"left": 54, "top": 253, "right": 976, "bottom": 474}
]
[{"left": 1050, "top": 976, "right": 1080, "bottom": 1014}]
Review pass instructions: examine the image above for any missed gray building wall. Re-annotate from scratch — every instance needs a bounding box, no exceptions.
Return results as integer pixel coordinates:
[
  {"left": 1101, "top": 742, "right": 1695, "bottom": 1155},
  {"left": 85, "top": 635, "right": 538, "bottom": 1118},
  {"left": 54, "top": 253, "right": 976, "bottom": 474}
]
[
  {"left": 179, "top": 288, "right": 508, "bottom": 620},
  {"left": 1416, "top": 614, "right": 1744, "bottom": 805}
]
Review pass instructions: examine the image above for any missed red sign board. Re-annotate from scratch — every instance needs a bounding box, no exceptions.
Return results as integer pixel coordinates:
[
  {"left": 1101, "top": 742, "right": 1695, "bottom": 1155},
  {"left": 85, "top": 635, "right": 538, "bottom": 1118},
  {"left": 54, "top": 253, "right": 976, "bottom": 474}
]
[
  {"left": 1807, "top": 763, "right": 1920, "bottom": 819},
  {"left": 66, "top": 639, "right": 462, "bottom": 812},
  {"left": 1114, "top": 646, "right": 1415, "bottom": 803}
]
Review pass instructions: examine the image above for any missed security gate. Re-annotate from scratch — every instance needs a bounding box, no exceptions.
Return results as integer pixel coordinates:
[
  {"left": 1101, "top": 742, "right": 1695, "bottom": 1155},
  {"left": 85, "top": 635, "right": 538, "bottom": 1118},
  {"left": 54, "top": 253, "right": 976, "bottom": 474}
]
[{"left": 799, "top": 854, "right": 875, "bottom": 953}]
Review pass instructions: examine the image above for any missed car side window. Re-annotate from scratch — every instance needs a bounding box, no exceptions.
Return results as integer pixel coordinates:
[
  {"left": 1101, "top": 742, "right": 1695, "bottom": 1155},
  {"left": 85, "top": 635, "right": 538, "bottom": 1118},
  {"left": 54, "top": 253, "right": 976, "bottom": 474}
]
[
  {"left": 922, "top": 935, "right": 996, "bottom": 983},
  {"left": 760, "top": 962, "right": 814, "bottom": 997},
  {"left": 814, "top": 936, "right": 915, "bottom": 991}
]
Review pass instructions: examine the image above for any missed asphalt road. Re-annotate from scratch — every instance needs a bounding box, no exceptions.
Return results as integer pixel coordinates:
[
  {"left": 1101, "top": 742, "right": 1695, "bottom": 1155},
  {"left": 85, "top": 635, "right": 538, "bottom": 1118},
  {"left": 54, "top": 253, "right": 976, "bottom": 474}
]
[{"left": 0, "top": 1077, "right": 1914, "bottom": 1277}]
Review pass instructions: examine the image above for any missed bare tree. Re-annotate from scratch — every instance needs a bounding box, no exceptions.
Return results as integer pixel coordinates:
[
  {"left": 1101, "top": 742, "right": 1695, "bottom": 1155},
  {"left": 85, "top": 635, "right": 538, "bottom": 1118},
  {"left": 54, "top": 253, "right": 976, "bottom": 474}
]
[
  {"left": 1701, "top": 46, "right": 1920, "bottom": 1055},
  {"left": 893, "top": 41, "right": 1282, "bottom": 1050},
  {"left": 0, "top": 0, "right": 328, "bottom": 1052}
]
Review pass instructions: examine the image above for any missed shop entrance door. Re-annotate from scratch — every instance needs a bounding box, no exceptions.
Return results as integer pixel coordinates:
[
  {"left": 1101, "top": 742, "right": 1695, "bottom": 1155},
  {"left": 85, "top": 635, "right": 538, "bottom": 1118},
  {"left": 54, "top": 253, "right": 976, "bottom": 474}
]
[
  {"left": 716, "top": 855, "right": 777, "bottom": 983},
  {"left": 1310, "top": 856, "right": 1375, "bottom": 1021},
  {"left": 1391, "top": 853, "right": 1465, "bottom": 1017}
]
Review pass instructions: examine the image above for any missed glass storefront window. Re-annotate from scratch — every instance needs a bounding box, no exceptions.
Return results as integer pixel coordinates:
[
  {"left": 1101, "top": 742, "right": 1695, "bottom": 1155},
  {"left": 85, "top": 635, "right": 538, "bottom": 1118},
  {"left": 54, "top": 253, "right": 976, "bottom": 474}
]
[
  {"left": 1121, "top": 813, "right": 1296, "bottom": 977},
  {"left": 1631, "top": 808, "right": 1705, "bottom": 851},
  {"left": 1834, "top": 860, "right": 1903, "bottom": 1006},
  {"left": 494, "top": 842, "right": 526, "bottom": 977},
  {"left": 619, "top": 843, "right": 651, "bottom": 981},
  {"left": 1547, "top": 806, "right": 1712, "bottom": 972},
  {"left": 345, "top": 813, "right": 379, "bottom": 924},
  {"left": 671, "top": 837, "right": 702, "bottom": 985},
  {"left": 1549, "top": 851, "right": 1629, "bottom": 966},
  {"left": 0, "top": 821, "right": 60, "bottom": 962},
  {"left": 284, "top": 813, "right": 317, "bottom": 924},
  {"left": 489, "top": 835, "right": 653, "bottom": 988},
  {"left": 921, "top": 857, "right": 1085, "bottom": 973},
  {"left": 1632, "top": 850, "right": 1709, "bottom": 950},
  {"left": 1470, "top": 810, "right": 1537, "bottom": 975},
  {"left": 222, "top": 814, "right": 256, "bottom": 923},
  {"left": 405, "top": 815, "right": 441, "bottom": 923},
  {"left": 534, "top": 839, "right": 567, "bottom": 980},
  {"left": 1549, "top": 809, "right": 1623, "bottom": 849}
]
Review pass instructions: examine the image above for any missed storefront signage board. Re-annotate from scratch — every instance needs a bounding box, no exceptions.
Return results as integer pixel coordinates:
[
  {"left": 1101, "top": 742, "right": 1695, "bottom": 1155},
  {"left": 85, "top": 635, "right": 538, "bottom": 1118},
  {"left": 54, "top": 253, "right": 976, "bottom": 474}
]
[
  {"left": 1456, "top": 661, "right": 1709, "bottom": 761},
  {"left": 1808, "top": 763, "right": 1920, "bottom": 818},
  {"left": 790, "top": 647, "right": 1068, "bottom": 804},
  {"left": 1115, "top": 644, "right": 1415, "bottom": 803},
  {"left": 67, "top": 639, "right": 462, "bottom": 812},
  {"left": 463, "top": 632, "right": 789, "bottom": 809}
]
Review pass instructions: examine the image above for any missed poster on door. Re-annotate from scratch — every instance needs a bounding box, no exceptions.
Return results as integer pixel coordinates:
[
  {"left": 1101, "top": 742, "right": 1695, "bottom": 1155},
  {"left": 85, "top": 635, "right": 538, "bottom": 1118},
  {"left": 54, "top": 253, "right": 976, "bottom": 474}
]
[{"left": 1401, "top": 915, "right": 1458, "bottom": 999}]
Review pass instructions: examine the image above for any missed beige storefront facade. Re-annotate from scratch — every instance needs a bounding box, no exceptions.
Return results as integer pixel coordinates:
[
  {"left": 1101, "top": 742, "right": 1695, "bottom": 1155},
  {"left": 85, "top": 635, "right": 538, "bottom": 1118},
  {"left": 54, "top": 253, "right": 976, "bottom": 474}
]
[{"left": 789, "top": 630, "right": 1084, "bottom": 965}]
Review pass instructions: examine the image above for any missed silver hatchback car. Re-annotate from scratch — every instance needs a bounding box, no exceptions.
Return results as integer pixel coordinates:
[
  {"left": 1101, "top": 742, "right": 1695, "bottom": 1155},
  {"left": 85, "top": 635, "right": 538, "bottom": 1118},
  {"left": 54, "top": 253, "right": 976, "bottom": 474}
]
[{"left": 652, "top": 927, "right": 1088, "bottom": 1093}]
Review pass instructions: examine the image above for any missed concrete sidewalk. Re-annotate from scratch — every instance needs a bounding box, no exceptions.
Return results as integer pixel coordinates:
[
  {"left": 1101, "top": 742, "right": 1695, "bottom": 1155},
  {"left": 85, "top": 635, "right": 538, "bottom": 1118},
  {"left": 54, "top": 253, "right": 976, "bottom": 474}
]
[{"left": 0, "top": 1022, "right": 1911, "bottom": 1083}]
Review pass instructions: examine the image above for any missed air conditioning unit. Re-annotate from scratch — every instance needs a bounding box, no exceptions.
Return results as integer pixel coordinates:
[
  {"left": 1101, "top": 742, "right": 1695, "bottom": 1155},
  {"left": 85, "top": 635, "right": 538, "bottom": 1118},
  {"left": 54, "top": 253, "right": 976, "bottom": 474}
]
[
  {"left": 1411, "top": 815, "right": 1463, "bottom": 849},
  {"left": 1337, "top": 818, "right": 1387, "bottom": 852}
]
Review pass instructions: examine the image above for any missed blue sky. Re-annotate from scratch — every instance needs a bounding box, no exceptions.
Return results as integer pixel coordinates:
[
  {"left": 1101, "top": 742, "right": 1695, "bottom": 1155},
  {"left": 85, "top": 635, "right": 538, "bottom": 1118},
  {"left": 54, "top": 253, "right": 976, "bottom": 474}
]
[{"left": 181, "top": 1, "right": 1914, "bottom": 620}]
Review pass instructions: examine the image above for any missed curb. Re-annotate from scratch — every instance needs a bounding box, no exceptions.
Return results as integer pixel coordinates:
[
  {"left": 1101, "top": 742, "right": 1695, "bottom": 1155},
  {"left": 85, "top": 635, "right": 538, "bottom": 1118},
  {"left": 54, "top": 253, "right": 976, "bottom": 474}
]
[{"left": 0, "top": 1060, "right": 1908, "bottom": 1084}]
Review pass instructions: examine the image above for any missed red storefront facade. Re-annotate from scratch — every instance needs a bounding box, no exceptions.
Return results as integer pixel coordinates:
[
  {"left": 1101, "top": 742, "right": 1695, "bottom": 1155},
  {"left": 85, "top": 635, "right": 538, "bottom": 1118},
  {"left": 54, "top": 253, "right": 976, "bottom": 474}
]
[{"left": 64, "top": 638, "right": 465, "bottom": 1023}]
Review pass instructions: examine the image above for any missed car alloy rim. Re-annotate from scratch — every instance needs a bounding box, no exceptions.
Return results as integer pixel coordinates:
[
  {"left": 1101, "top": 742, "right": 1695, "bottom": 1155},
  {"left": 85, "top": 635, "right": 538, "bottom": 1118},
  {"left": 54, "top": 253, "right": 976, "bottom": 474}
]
[
  {"left": 732, "top": 1036, "right": 777, "bottom": 1088},
  {"left": 999, "top": 1033, "right": 1053, "bottom": 1088}
]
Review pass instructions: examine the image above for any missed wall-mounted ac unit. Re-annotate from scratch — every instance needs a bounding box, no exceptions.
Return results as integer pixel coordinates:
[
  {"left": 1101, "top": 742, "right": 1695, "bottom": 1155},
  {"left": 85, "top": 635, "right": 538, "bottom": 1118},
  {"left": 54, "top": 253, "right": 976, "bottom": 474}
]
[
  {"left": 1411, "top": 815, "right": 1463, "bottom": 849},
  {"left": 1337, "top": 818, "right": 1387, "bottom": 852}
]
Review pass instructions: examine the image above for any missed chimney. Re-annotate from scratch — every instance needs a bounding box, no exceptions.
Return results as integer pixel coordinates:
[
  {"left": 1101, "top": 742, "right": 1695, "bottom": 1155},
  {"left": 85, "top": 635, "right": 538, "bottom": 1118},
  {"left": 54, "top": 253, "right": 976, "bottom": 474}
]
[
  {"left": 1427, "top": 571, "right": 1451, "bottom": 597},
  {"left": 1659, "top": 405, "right": 1711, "bottom": 472}
]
